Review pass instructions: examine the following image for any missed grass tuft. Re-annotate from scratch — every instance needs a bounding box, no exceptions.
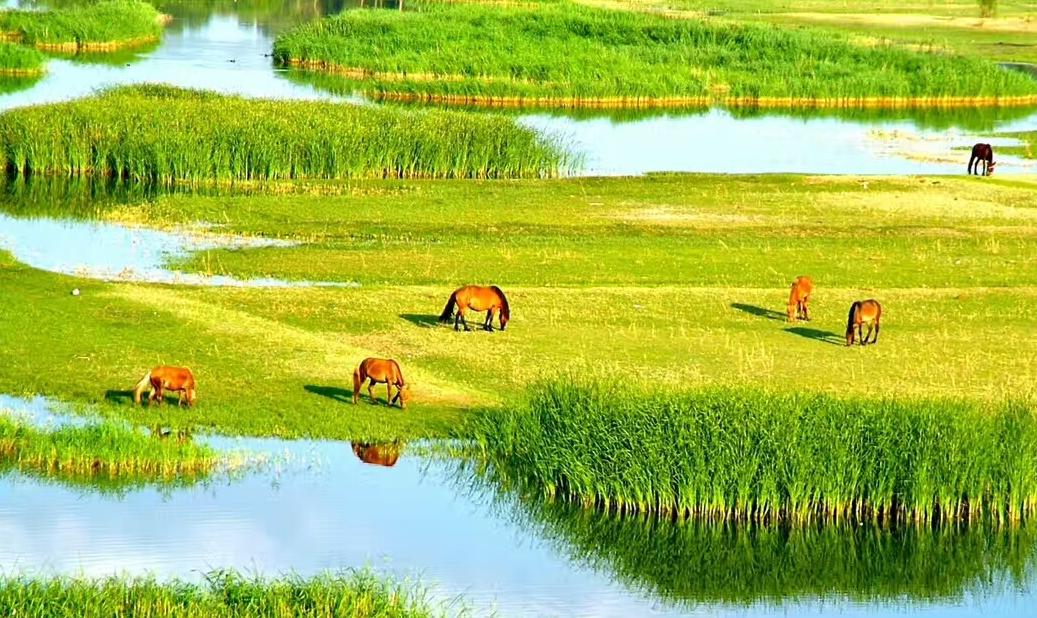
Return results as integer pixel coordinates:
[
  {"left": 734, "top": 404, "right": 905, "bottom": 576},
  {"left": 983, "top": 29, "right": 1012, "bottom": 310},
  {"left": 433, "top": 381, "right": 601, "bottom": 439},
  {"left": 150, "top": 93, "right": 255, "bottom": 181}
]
[
  {"left": 0, "top": 41, "right": 45, "bottom": 75},
  {"left": 0, "top": 0, "right": 165, "bottom": 52}
]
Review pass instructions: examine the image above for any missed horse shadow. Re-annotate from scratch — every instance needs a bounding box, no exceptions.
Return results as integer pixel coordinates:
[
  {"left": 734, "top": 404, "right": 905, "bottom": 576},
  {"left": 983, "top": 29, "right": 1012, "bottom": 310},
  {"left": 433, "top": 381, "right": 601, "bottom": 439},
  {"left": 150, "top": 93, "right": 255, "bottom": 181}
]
[
  {"left": 104, "top": 389, "right": 135, "bottom": 404},
  {"left": 304, "top": 384, "right": 352, "bottom": 404},
  {"left": 399, "top": 313, "right": 440, "bottom": 328},
  {"left": 784, "top": 327, "right": 843, "bottom": 346},
  {"left": 730, "top": 303, "right": 786, "bottom": 322}
]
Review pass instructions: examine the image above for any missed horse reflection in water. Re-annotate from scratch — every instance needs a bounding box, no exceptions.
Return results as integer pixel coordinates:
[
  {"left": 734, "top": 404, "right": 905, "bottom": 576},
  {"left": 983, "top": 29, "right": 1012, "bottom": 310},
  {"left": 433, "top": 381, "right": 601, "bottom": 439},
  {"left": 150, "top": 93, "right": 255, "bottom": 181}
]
[{"left": 351, "top": 440, "right": 402, "bottom": 467}]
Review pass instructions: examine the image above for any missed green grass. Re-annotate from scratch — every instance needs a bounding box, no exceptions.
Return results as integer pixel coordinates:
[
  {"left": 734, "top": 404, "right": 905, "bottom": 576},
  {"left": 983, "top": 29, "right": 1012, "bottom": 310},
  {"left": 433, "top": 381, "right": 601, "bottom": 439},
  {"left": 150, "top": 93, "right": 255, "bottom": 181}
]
[
  {"left": 0, "top": 414, "right": 217, "bottom": 481},
  {"left": 0, "top": 0, "right": 164, "bottom": 51},
  {"left": 1, "top": 174, "right": 1035, "bottom": 441},
  {"left": 470, "top": 380, "right": 1037, "bottom": 522},
  {"left": 0, "top": 41, "right": 45, "bottom": 74},
  {"left": 492, "top": 496, "right": 1037, "bottom": 605},
  {"left": 272, "top": 0, "right": 1037, "bottom": 106},
  {"left": 1000, "top": 130, "right": 1037, "bottom": 159},
  {"left": 0, "top": 570, "right": 442, "bottom": 618},
  {"left": 0, "top": 85, "right": 573, "bottom": 181}
]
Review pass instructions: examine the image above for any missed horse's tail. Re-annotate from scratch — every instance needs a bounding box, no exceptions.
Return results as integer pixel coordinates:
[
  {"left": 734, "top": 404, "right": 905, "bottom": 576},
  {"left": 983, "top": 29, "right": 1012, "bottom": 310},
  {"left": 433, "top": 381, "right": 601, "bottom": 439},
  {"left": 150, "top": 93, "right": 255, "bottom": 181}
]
[
  {"left": 438, "top": 290, "right": 458, "bottom": 323},
  {"left": 132, "top": 370, "right": 152, "bottom": 405},
  {"left": 352, "top": 366, "right": 363, "bottom": 404},
  {"left": 845, "top": 302, "right": 859, "bottom": 342},
  {"left": 491, "top": 285, "right": 510, "bottom": 321}
]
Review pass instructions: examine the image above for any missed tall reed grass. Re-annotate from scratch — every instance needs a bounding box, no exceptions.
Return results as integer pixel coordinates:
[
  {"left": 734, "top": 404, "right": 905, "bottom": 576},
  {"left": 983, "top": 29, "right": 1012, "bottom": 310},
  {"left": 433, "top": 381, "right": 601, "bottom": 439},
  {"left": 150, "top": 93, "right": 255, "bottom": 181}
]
[
  {"left": 0, "top": 415, "right": 216, "bottom": 481},
  {"left": 0, "top": 570, "right": 440, "bottom": 617},
  {"left": 0, "top": 41, "right": 45, "bottom": 74},
  {"left": 273, "top": 1, "right": 1037, "bottom": 107},
  {"left": 0, "top": 85, "right": 572, "bottom": 181},
  {"left": 0, "top": 0, "right": 164, "bottom": 51},
  {"left": 470, "top": 380, "right": 1037, "bottom": 523}
]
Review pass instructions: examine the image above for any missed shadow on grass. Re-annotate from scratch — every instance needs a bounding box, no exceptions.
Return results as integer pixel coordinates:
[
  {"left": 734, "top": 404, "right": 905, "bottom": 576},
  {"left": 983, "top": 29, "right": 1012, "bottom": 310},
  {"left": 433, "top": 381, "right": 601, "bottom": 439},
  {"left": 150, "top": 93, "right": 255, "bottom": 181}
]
[
  {"left": 400, "top": 313, "right": 440, "bottom": 328},
  {"left": 784, "top": 327, "right": 844, "bottom": 346},
  {"left": 730, "top": 303, "right": 786, "bottom": 322},
  {"left": 104, "top": 389, "right": 135, "bottom": 405},
  {"left": 304, "top": 384, "right": 352, "bottom": 404},
  {"left": 104, "top": 390, "right": 186, "bottom": 406}
]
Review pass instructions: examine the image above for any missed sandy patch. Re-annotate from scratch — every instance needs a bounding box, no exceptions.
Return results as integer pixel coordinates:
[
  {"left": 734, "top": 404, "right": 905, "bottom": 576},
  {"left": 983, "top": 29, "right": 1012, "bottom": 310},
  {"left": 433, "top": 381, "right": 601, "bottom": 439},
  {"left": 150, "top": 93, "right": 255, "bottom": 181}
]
[
  {"left": 780, "top": 12, "right": 1037, "bottom": 34},
  {"left": 611, "top": 206, "right": 762, "bottom": 226}
]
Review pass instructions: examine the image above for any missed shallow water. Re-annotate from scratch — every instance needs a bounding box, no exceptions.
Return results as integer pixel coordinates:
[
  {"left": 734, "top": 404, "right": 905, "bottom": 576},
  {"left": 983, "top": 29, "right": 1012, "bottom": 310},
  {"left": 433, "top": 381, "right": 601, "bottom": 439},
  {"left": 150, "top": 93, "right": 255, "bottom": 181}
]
[
  {"left": 1, "top": 397, "right": 1036, "bottom": 617},
  {"left": 0, "top": 1, "right": 1033, "bottom": 176},
  {"left": 0, "top": 211, "right": 356, "bottom": 286}
]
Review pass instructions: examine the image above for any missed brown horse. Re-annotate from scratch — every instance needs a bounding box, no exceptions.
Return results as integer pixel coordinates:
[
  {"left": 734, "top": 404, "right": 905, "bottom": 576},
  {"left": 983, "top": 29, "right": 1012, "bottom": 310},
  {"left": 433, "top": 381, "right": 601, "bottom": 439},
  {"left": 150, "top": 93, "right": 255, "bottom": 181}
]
[
  {"left": 438, "top": 285, "right": 510, "bottom": 331},
  {"left": 845, "top": 300, "right": 882, "bottom": 346},
  {"left": 786, "top": 276, "right": 814, "bottom": 322},
  {"left": 133, "top": 366, "right": 197, "bottom": 407},
  {"left": 968, "top": 143, "right": 996, "bottom": 176},
  {"left": 353, "top": 357, "right": 408, "bottom": 408},
  {"left": 351, "top": 440, "right": 402, "bottom": 467}
]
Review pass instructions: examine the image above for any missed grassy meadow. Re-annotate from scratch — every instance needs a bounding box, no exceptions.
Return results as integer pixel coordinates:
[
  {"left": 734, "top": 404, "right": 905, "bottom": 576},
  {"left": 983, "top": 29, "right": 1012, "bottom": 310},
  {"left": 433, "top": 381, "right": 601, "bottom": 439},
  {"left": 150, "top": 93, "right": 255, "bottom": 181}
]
[
  {"left": 0, "top": 0, "right": 165, "bottom": 52},
  {"left": 470, "top": 381, "right": 1037, "bottom": 522},
  {"left": 0, "top": 570, "right": 441, "bottom": 618},
  {"left": 272, "top": 0, "right": 1037, "bottom": 107},
  {"left": 0, "top": 85, "right": 572, "bottom": 181},
  {"left": 1, "top": 174, "right": 1035, "bottom": 442},
  {"left": 0, "top": 41, "right": 45, "bottom": 75}
]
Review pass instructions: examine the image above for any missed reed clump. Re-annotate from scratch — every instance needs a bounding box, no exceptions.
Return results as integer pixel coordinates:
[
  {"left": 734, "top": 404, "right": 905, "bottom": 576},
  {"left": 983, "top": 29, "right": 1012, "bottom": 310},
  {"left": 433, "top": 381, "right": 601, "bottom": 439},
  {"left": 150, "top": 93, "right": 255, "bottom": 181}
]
[
  {"left": 0, "top": 415, "right": 216, "bottom": 481},
  {"left": 0, "top": 0, "right": 165, "bottom": 52},
  {"left": 0, "top": 41, "right": 45, "bottom": 75},
  {"left": 0, "top": 570, "right": 440, "bottom": 617},
  {"left": 0, "top": 84, "right": 572, "bottom": 181},
  {"left": 471, "top": 380, "right": 1037, "bottom": 524},
  {"left": 273, "top": 0, "right": 1037, "bottom": 108}
]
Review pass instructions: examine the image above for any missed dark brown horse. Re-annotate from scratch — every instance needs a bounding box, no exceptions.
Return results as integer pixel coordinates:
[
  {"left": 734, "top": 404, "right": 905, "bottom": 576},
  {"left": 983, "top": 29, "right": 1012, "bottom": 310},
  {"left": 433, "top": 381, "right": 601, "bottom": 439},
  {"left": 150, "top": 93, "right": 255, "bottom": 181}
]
[
  {"left": 846, "top": 300, "right": 882, "bottom": 346},
  {"left": 968, "top": 143, "right": 995, "bottom": 176},
  {"left": 438, "top": 285, "right": 510, "bottom": 331}
]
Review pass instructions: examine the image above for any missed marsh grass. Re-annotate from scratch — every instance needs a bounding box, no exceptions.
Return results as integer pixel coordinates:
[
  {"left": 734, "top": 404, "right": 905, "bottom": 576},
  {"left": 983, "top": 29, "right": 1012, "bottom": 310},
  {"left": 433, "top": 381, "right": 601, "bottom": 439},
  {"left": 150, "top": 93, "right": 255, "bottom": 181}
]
[
  {"left": 273, "top": 0, "right": 1037, "bottom": 107},
  {"left": 503, "top": 496, "right": 1037, "bottom": 605},
  {"left": 0, "top": 414, "right": 217, "bottom": 481},
  {"left": 0, "top": 41, "right": 45, "bottom": 74},
  {"left": 0, "top": 0, "right": 164, "bottom": 51},
  {"left": 0, "top": 570, "right": 441, "bottom": 618},
  {"left": 0, "top": 85, "right": 573, "bottom": 181},
  {"left": 470, "top": 380, "right": 1037, "bottom": 523}
]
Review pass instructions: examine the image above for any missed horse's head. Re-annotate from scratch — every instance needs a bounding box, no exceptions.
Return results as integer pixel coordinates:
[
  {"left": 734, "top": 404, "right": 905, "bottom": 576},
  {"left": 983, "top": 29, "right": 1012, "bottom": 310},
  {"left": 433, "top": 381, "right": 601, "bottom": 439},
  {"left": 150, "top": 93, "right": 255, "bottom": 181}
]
[
  {"left": 187, "top": 388, "right": 197, "bottom": 406},
  {"left": 987, "top": 161, "right": 996, "bottom": 176},
  {"left": 499, "top": 313, "right": 509, "bottom": 330},
  {"left": 397, "top": 384, "right": 410, "bottom": 409},
  {"left": 786, "top": 302, "right": 796, "bottom": 322}
]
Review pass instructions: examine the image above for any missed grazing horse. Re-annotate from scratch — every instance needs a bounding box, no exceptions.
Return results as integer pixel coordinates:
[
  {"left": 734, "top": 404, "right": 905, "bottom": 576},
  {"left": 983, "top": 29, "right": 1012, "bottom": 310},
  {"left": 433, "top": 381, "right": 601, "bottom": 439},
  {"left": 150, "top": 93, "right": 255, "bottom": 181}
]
[
  {"left": 351, "top": 440, "right": 402, "bottom": 467},
  {"left": 133, "top": 366, "right": 197, "bottom": 407},
  {"left": 845, "top": 300, "right": 882, "bottom": 346},
  {"left": 438, "top": 285, "right": 510, "bottom": 332},
  {"left": 968, "top": 143, "right": 996, "bottom": 176},
  {"left": 786, "top": 275, "right": 814, "bottom": 322},
  {"left": 353, "top": 357, "right": 408, "bottom": 409}
]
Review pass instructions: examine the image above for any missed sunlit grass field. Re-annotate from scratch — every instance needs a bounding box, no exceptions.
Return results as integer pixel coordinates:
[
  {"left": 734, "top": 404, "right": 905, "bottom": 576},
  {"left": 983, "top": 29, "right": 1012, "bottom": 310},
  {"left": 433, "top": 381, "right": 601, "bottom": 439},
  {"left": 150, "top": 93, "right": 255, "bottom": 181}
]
[
  {"left": 0, "top": 0, "right": 164, "bottom": 51},
  {"left": 1, "top": 174, "right": 1034, "bottom": 441}
]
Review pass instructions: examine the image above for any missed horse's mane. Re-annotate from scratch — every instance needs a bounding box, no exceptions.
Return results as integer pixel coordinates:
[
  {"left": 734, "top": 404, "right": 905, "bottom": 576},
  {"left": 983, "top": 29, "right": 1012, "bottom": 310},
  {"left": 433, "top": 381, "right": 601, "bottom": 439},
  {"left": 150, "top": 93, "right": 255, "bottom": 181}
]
[{"left": 491, "top": 285, "right": 510, "bottom": 319}]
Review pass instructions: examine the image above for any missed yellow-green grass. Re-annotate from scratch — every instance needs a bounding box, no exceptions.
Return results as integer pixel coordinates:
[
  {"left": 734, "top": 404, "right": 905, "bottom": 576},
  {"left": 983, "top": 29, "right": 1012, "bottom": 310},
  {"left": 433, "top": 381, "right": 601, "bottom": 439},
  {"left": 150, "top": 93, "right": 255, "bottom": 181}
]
[
  {"left": 0, "top": 570, "right": 442, "bottom": 618},
  {"left": 0, "top": 0, "right": 165, "bottom": 52},
  {"left": 0, "top": 85, "right": 573, "bottom": 182},
  {"left": 469, "top": 380, "right": 1037, "bottom": 522},
  {"left": 1000, "top": 130, "right": 1037, "bottom": 159},
  {"left": 603, "top": 0, "right": 1037, "bottom": 65},
  {"left": 272, "top": 0, "right": 1037, "bottom": 108},
  {"left": 0, "top": 414, "right": 216, "bottom": 481},
  {"left": 0, "top": 41, "right": 45, "bottom": 75},
  {"left": 0, "top": 174, "right": 1034, "bottom": 442}
]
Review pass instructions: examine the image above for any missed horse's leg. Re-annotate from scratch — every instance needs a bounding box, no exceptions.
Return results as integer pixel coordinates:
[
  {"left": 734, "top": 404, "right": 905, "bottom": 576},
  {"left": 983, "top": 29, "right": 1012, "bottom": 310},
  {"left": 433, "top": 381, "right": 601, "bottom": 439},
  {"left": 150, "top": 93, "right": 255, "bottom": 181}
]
[
  {"left": 857, "top": 323, "right": 865, "bottom": 346},
  {"left": 802, "top": 299, "right": 811, "bottom": 321},
  {"left": 872, "top": 321, "right": 880, "bottom": 344},
  {"left": 368, "top": 379, "right": 375, "bottom": 402},
  {"left": 386, "top": 381, "right": 393, "bottom": 406},
  {"left": 484, "top": 308, "right": 495, "bottom": 331},
  {"left": 458, "top": 307, "right": 470, "bottom": 331}
]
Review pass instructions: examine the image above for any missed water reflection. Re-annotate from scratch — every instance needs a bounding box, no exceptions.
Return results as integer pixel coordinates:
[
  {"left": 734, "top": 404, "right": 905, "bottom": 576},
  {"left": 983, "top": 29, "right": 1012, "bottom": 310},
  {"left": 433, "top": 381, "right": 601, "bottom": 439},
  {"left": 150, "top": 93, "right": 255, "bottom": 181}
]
[{"left": 352, "top": 441, "right": 402, "bottom": 467}]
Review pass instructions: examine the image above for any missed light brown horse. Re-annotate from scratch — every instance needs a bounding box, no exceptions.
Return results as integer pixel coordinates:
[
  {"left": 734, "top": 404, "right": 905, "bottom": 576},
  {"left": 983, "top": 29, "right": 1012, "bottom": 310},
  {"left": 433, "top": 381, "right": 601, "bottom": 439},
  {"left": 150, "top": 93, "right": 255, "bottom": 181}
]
[
  {"left": 438, "top": 285, "right": 510, "bottom": 332},
  {"left": 846, "top": 300, "right": 882, "bottom": 346},
  {"left": 353, "top": 357, "right": 408, "bottom": 408},
  {"left": 351, "top": 440, "right": 402, "bottom": 467},
  {"left": 133, "top": 366, "right": 197, "bottom": 407},
  {"left": 786, "top": 275, "right": 814, "bottom": 322}
]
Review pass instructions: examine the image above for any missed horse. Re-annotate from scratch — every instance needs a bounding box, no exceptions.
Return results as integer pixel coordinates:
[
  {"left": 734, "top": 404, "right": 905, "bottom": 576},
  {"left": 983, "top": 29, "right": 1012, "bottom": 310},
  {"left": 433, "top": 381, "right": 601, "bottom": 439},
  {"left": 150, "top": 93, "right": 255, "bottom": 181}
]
[
  {"left": 132, "top": 366, "right": 197, "bottom": 407},
  {"left": 438, "top": 285, "right": 510, "bottom": 332},
  {"left": 786, "top": 275, "right": 814, "bottom": 322},
  {"left": 845, "top": 300, "right": 882, "bottom": 346},
  {"left": 353, "top": 357, "right": 408, "bottom": 409},
  {"left": 968, "top": 143, "right": 996, "bottom": 176},
  {"left": 351, "top": 440, "right": 402, "bottom": 467}
]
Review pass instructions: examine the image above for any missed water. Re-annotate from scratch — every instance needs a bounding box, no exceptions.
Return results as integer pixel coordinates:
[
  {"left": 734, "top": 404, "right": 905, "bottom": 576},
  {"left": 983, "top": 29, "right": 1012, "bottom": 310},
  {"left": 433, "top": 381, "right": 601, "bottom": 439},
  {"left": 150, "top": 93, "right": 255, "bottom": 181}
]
[
  {"left": 0, "top": 1, "right": 1032, "bottom": 175},
  {"left": 0, "top": 397, "right": 1035, "bottom": 617},
  {"left": 0, "top": 210, "right": 356, "bottom": 286}
]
